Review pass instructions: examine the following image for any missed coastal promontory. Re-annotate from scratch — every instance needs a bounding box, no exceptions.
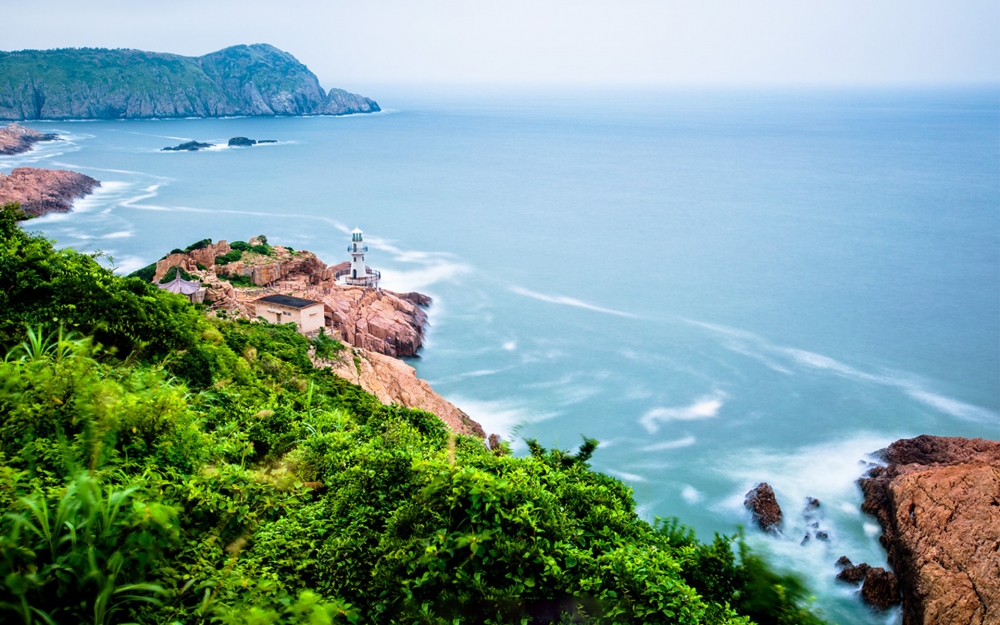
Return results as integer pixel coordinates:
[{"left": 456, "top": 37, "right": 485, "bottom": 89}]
[
  {"left": 0, "top": 44, "right": 379, "bottom": 120},
  {"left": 0, "top": 167, "right": 100, "bottom": 216},
  {"left": 858, "top": 435, "right": 1000, "bottom": 624},
  {"left": 0, "top": 122, "right": 59, "bottom": 155}
]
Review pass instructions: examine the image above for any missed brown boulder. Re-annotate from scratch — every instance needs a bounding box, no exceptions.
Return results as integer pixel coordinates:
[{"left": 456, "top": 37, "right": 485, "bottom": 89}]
[
  {"left": 861, "top": 567, "right": 902, "bottom": 609},
  {"left": 837, "top": 561, "right": 871, "bottom": 584},
  {"left": 859, "top": 435, "right": 1000, "bottom": 625},
  {"left": 744, "top": 482, "right": 783, "bottom": 532}
]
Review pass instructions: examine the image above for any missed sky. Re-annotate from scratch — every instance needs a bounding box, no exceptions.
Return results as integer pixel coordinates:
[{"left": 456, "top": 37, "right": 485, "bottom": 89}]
[{"left": 4, "top": 0, "right": 998, "bottom": 88}]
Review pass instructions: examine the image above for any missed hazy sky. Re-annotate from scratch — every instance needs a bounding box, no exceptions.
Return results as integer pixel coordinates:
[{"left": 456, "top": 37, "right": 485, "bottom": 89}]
[{"left": 5, "top": 1, "right": 998, "bottom": 88}]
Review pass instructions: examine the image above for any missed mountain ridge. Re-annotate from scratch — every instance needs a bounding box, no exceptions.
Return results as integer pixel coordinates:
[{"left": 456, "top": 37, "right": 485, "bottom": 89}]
[{"left": 0, "top": 44, "right": 379, "bottom": 120}]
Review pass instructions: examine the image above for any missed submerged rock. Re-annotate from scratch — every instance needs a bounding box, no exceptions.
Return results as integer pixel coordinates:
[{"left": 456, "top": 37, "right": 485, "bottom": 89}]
[
  {"left": 228, "top": 136, "right": 256, "bottom": 147},
  {"left": 744, "top": 482, "right": 782, "bottom": 533}
]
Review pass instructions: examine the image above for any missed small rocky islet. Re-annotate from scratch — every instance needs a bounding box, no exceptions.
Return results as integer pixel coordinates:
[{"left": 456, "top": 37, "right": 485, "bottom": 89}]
[{"left": 161, "top": 137, "right": 279, "bottom": 151}]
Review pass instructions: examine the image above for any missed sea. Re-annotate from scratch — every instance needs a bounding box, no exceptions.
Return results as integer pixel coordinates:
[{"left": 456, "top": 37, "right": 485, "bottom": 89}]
[{"left": 4, "top": 86, "right": 998, "bottom": 624}]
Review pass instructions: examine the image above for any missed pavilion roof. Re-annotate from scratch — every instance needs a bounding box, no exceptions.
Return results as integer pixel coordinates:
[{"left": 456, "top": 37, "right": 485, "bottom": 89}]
[{"left": 158, "top": 274, "right": 202, "bottom": 296}]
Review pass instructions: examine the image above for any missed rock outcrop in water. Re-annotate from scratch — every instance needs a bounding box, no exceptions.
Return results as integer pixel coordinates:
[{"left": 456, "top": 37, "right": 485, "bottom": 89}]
[
  {"left": 0, "top": 122, "right": 59, "bottom": 155},
  {"left": 0, "top": 45, "right": 379, "bottom": 120},
  {"left": 0, "top": 167, "right": 100, "bottom": 217},
  {"left": 744, "top": 482, "right": 783, "bottom": 533},
  {"left": 858, "top": 435, "right": 1000, "bottom": 624},
  {"left": 162, "top": 141, "right": 213, "bottom": 152}
]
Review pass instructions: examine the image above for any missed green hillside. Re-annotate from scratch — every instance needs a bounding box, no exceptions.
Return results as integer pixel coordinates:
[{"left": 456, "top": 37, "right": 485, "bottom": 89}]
[
  {"left": 0, "top": 201, "right": 825, "bottom": 625},
  {"left": 0, "top": 44, "right": 379, "bottom": 119}
]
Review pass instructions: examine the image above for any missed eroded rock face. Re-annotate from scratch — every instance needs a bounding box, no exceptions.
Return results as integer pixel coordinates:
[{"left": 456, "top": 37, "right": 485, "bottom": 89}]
[
  {"left": 323, "top": 287, "right": 427, "bottom": 358},
  {"left": 318, "top": 346, "right": 484, "bottom": 437},
  {"left": 859, "top": 435, "right": 1000, "bottom": 625},
  {"left": 744, "top": 482, "right": 783, "bottom": 533},
  {"left": 0, "top": 167, "right": 100, "bottom": 216},
  {"left": 0, "top": 123, "right": 59, "bottom": 155}
]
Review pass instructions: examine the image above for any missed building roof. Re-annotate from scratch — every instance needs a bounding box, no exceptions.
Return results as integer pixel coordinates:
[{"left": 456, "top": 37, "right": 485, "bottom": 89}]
[
  {"left": 255, "top": 294, "right": 321, "bottom": 309},
  {"left": 351, "top": 227, "right": 363, "bottom": 234},
  {"left": 158, "top": 274, "right": 202, "bottom": 296}
]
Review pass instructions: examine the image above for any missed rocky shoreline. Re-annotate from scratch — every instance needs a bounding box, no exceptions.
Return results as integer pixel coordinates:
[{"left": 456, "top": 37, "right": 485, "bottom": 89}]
[
  {"left": 858, "top": 436, "right": 999, "bottom": 624},
  {"left": 0, "top": 122, "right": 59, "bottom": 155},
  {"left": 0, "top": 167, "right": 100, "bottom": 217}
]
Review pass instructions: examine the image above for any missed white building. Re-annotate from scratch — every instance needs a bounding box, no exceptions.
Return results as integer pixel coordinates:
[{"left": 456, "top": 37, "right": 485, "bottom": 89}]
[
  {"left": 341, "top": 228, "right": 381, "bottom": 288},
  {"left": 254, "top": 295, "right": 325, "bottom": 334}
]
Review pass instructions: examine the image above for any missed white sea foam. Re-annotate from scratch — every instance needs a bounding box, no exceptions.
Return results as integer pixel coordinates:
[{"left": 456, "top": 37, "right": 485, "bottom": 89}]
[
  {"left": 641, "top": 435, "right": 697, "bottom": 451},
  {"left": 604, "top": 469, "right": 648, "bottom": 484},
  {"left": 445, "top": 396, "right": 560, "bottom": 441},
  {"left": 509, "top": 286, "right": 638, "bottom": 318},
  {"left": 685, "top": 318, "right": 999, "bottom": 424},
  {"left": 681, "top": 485, "right": 703, "bottom": 504},
  {"left": 639, "top": 394, "right": 725, "bottom": 433},
  {"left": 111, "top": 255, "right": 151, "bottom": 275}
]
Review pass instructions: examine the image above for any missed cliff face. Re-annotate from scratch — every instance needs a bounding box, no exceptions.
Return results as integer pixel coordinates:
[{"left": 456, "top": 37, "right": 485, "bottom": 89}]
[
  {"left": 0, "top": 167, "right": 100, "bottom": 216},
  {"left": 319, "top": 346, "right": 485, "bottom": 438},
  {"left": 859, "top": 436, "right": 1000, "bottom": 625},
  {"left": 0, "top": 45, "right": 379, "bottom": 120}
]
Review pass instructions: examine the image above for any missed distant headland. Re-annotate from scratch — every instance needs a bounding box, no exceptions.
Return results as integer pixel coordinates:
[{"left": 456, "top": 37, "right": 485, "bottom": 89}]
[{"left": 0, "top": 44, "right": 379, "bottom": 120}]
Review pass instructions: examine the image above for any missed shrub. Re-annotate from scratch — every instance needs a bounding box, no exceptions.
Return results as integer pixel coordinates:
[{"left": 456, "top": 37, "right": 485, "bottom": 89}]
[
  {"left": 129, "top": 262, "right": 158, "bottom": 283},
  {"left": 216, "top": 250, "right": 243, "bottom": 265},
  {"left": 184, "top": 238, "right": 213, "bottom": 252}
]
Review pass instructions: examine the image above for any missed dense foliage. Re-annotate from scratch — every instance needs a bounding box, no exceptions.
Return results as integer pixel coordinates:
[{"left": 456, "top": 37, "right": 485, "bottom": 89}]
[{"left": 0, "top": 208, "right": 828, "bottom": 625}]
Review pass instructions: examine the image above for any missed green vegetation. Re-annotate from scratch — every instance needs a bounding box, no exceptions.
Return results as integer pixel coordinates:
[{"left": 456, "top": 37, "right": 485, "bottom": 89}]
[
  {"left": 158, "top": 266, "right": 197, "bottom": 284},
  {"left": 215, "top": 250, "right": 243, "bottom": 265},
  {"left": 0, "top": 45, "right": 326, "bottom": 120},
  {"left": 218, "top": 273, "right": 255, "bottom": 288},
  {"left": 128, "top": 262, "right": 158, "bottom": 283},
  {"left": 0, "top": 209, "right": 827, "bottom": 624}
]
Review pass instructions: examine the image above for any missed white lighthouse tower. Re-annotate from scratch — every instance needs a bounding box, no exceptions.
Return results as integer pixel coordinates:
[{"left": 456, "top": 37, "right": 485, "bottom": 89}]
[{"left": 343, "top": 228, "right": 380, "bottom": 288}]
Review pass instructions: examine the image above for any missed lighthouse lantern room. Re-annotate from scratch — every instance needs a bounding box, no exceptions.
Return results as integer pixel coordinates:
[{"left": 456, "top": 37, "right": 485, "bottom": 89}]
[{"left": 342, "top": 228, "right": 381, "bottom": 288}]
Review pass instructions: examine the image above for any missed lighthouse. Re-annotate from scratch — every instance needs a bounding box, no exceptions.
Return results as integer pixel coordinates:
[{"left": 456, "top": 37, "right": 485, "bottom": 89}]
[{"left": 343, "top": 228, "right": 380, "bottom": 288}]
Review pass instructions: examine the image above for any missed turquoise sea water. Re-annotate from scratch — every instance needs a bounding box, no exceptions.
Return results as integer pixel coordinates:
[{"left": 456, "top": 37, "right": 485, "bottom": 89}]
[{"left": 5, "top": 87, "right": 998, "bottom": 623}]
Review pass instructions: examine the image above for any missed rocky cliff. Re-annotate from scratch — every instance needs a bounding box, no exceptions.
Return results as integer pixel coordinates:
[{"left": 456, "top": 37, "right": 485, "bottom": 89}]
[
  {"left": 858, "top": 435, "right": 1000, "bottom": 624},
  {"left": 144, "top": 239, "right": 426, "bottom": 358},
  {"left": 0, "top": 122, "right": 59, "bottom": 155},
  {"left": 0, "top": 45, "right": 379, "bottom": 120},
  {"left": 0, "top": 167, "right": 100, "bottom": 216},
  {"left": 318, "top": 346, "right": 485, "bottom": 437}
]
